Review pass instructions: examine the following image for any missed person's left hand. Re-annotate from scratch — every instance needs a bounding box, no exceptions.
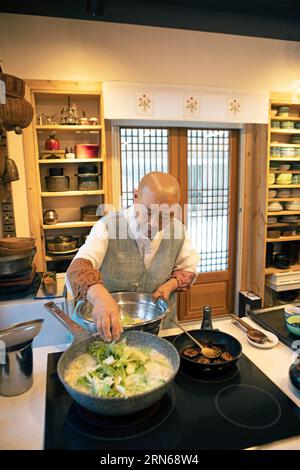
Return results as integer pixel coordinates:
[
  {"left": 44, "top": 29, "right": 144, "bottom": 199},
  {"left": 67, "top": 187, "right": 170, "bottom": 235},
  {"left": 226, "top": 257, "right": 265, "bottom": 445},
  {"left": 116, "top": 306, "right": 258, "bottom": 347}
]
[{"left": 152, "top": 278, "right": 178, "bottom": 301}]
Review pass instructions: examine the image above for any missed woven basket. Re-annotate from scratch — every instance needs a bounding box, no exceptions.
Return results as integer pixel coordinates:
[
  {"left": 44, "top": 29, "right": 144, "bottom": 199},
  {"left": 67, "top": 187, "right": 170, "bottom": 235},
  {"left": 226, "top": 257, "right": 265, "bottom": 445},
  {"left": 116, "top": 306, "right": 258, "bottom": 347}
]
[
  {"left": 0, "top": 72, "right": 25, "bottom": 99},
  {"left": 0, "top": 97, "right": 33, "bottom": 133}
]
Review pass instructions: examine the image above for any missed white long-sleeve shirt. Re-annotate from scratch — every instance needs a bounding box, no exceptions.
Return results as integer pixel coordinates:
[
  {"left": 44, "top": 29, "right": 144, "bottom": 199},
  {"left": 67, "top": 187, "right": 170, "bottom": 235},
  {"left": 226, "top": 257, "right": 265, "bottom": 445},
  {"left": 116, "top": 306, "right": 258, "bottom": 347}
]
[{"left": 74, "top": 206, "right": 199, "bottom": 274}]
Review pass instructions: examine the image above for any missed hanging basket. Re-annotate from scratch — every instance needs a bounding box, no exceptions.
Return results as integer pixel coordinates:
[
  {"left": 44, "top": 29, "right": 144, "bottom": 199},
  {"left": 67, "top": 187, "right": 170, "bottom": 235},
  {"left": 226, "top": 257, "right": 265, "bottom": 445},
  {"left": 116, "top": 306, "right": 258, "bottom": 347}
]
[
  {"left": 0, "top": 71, "right": 25, "bottom": 99},
  {"left": 0, "top": 97, "right": 33, "bottom": 134}
]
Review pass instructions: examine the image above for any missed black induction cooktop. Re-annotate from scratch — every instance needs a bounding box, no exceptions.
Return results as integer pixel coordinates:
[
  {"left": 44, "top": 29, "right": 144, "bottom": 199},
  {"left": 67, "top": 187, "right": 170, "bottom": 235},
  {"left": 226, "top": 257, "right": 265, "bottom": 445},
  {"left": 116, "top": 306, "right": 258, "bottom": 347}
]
[{"left": 44, "top": 337, "right": 300, "bottom": 450}]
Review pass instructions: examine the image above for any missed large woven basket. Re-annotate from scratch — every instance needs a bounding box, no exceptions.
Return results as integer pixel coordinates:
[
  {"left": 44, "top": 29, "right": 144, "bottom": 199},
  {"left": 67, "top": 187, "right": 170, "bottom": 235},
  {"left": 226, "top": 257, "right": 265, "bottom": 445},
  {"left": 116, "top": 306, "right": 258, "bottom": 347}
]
[{"left": 0, "top": 97, "right": 33, "bottom": 133}]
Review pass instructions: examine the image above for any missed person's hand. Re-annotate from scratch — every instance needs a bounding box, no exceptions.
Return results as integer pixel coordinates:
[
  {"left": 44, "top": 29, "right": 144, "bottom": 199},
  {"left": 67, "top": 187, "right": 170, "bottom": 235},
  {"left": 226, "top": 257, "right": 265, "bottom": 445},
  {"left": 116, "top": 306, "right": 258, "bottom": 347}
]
[
  {"left": 91, "top": 297, "right": 122, "bottom": 342},
  {"left": 152, "top": 278, "right": 178, "bottom": 302}
]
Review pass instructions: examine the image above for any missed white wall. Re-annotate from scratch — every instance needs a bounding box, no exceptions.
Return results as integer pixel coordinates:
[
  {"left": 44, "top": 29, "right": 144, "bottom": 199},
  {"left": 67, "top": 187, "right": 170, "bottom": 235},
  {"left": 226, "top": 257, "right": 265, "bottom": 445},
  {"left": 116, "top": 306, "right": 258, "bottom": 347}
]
[{"left": 0, "top": 13, "right": 300, "bottom": 92}]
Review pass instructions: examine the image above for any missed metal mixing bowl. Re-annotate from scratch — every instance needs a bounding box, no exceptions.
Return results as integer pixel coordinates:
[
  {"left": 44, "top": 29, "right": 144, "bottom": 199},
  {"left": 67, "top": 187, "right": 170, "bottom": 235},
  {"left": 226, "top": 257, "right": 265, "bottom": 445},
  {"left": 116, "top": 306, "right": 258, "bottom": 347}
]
[{"left": 74, "top": 292, "right": 170, "bottom": 334}]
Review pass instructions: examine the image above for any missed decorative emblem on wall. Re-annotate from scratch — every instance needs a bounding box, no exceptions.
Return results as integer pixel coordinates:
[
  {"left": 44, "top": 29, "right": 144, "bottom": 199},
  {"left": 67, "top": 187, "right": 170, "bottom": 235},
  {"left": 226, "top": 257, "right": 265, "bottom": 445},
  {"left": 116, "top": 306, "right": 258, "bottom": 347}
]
[
  {"left": 227, "top": 98, "right": 243, "bottom": 120},
  {"left": 183, "top": 95, "right": 200, "bottom": 117},
  {"left": 136, "top": 92, "right": 153, "bottom": 115}
]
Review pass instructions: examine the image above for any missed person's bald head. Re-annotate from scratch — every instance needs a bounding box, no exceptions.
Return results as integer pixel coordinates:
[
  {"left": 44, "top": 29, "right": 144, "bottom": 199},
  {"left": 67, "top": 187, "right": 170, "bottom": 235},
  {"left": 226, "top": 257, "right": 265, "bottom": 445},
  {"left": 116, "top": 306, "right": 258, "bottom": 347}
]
[
  {"left": 133, "top": 172, "right": 181, "bottom": 238},
  {"left": 136, "top": 172, "right": 180, "bottom": 206}
]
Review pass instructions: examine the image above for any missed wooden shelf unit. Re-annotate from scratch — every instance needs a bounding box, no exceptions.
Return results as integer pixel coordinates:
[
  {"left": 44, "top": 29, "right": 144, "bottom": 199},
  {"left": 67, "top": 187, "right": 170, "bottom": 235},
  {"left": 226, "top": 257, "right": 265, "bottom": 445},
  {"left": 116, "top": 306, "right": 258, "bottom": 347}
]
[
  {"left": 39, "top": 158, "right": 103, "bottom": 164},
  {"left": 265, "top": 264, "right": 300, "bottom": 275},
  {"left": 264, "top": 97, "right": 300, "bottom": 305},
  {"left": 23, "top": 80, "right": 107, "bottom": 271},
  {"left": 43, "top": 221, "right": 97, "bottom": 229},
  {"left": 36, "top": 125, "right": 102, "bottom": 131}
]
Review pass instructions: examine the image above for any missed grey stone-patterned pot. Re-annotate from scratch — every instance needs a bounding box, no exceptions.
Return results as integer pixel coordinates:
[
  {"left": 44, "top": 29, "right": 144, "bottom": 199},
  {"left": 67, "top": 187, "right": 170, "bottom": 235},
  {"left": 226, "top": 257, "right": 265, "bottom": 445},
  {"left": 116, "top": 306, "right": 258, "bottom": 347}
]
[{"left": 44, "top": 302, "right": 180, "bottom": 416}]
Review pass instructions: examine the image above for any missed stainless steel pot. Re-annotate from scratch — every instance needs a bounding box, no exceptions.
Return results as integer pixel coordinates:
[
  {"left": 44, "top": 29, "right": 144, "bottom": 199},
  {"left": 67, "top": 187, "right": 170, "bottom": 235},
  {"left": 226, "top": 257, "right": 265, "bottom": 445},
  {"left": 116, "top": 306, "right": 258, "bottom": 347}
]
[
  {"left": 74, "top": 292, "right": 170, "bottom": 335},
  {"left": 47, "top": 235, "right": 77, "bottom": 252},
  {"left": 0, "top": 319, "right": 44, "bottom": 396}
]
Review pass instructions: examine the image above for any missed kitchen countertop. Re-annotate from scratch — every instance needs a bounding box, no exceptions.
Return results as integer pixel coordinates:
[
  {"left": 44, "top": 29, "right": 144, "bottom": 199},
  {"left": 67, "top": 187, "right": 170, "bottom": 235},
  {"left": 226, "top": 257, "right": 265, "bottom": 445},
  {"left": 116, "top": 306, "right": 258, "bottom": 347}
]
[{"left": 0, "top": 316, "right": 299, "bottom": 450}]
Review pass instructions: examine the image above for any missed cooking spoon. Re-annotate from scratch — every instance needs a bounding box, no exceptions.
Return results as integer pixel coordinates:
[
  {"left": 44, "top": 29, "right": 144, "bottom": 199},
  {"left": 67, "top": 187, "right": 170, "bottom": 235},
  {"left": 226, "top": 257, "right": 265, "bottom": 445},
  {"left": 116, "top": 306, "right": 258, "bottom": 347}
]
[
  {"left": 169, "top": 318, "right": 221, "bottom": 359},
  {"left": 229, "top": 314, "right": 272, "bottom": 344}
]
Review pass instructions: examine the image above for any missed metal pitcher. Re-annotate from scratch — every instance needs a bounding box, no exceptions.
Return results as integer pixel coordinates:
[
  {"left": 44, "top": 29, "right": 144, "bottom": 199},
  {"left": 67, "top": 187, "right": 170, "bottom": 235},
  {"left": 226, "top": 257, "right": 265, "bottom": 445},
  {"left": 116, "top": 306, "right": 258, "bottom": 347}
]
[{"left": 0, "top": 319, "right": 43, "bottom": 396}]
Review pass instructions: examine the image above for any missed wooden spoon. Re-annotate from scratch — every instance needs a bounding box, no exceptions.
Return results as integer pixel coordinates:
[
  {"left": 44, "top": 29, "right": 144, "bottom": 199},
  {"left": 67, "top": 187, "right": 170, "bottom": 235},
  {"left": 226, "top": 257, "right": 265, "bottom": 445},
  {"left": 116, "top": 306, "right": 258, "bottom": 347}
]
[{"left": 229, "top": 314, "right": 272, "bottom": 344}]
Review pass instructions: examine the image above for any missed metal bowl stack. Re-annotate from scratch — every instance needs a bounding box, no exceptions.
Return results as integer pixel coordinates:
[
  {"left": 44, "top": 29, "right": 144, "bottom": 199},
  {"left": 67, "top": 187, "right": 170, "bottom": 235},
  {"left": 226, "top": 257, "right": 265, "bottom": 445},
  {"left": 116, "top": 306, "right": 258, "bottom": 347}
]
[{"left": 74, "top": 292, "right": 170, "bottom": 335}]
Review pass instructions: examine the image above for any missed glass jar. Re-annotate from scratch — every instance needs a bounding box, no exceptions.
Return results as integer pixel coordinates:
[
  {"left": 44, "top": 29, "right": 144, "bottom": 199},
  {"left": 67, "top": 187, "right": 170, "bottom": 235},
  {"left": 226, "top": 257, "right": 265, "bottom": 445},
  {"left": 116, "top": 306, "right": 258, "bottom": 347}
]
[{"left": 77, "top": 173, "right": 99, "bottom": 191}]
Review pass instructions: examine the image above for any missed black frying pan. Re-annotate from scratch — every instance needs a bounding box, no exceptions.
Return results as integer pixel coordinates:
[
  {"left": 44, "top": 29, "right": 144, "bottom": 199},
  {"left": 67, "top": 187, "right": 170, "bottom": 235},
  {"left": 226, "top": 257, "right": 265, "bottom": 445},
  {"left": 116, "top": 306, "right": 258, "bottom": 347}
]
[{"left": 173, "top": 307, "right": 242, "bottom": 374}]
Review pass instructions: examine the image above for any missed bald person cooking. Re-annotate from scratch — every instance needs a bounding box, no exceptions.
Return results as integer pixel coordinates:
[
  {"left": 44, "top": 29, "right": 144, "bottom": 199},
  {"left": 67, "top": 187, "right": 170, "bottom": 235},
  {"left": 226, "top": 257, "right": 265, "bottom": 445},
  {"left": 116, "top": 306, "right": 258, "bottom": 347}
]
[{"left": 67, "top": 172, "right": 199, "bottom": 342}]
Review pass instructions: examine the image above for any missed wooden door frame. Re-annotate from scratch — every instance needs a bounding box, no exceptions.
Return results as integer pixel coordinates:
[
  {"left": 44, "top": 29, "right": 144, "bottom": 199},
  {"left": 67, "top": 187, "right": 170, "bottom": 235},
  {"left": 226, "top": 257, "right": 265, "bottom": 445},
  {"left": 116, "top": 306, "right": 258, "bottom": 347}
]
[{"left": 169, "top": 129, "right": 240, "bottom": 320}]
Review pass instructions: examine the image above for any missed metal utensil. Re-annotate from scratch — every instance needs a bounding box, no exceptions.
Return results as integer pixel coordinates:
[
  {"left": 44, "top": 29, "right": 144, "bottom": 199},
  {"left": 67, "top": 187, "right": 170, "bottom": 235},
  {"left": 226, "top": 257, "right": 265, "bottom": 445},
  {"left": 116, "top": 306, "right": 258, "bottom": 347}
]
[
  {"left": 74, "top": 292, "right": 170, "bottom": 335},
  {"left": 229, "top": 314, "right": 272, "bottom": 344},
  {"left": 169, "top": 318, "right": 221, "bottom": 359},
  {"left": 0, "top": 319, "right": 44, "bottom": 396}
]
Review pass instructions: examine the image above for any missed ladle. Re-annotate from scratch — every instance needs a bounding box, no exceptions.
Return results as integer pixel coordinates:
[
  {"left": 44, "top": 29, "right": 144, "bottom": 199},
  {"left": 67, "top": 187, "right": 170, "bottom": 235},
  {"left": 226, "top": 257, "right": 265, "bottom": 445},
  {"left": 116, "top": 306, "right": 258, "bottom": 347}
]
[
  {"left": 169, "top": 318, "right": 221, "bottom": 359},
  {"left": 229, "top": 314, "right": 272, "bottom": 344}
]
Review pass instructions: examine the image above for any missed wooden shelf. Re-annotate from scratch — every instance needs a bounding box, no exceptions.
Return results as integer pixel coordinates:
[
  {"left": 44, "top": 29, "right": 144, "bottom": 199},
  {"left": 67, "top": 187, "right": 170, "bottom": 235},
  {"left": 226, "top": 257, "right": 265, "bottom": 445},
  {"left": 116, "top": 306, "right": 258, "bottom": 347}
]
[
  {"left": 268, "top": 198, "right": 300, "bottom": 201},
  {"left": 271, "top": 170, "right": 300, "bottom": 174},
  {"left": 36, "top": 125, "right": 101, "bottom": 131},
  {"left": 46, "top": 254, "right": 76, "bottom": 261},
  {"left": 269, "top": 157, "right": 300, "bottom": 161},
  {"left": 41, "top": 190, "right": 104, "bottom": 197},
  {"left": 265, "top": 264, "right": 300, "bottom": 274},
  {"left": 267, "top": 222, "right": 300, "bottom": 227},
  {"left": 270, "top": 129, "right": 300, "bottom": 134},
  {"left": 266, "top": 236, "right": 300, "bottom": 242},
  {"left": 269, "top": 185, "right": 300, "bottom": 188},
  {"left": 39, "top": 158, "right": 103, "bottom": 164},
  {"left": 43, "top": 221, "right": 97, "bottom": 229},
  {"left": 268, "top": 210, "right": 300, "bottom": 215},
  {"left": 270, "top": 143, "right": 300, "bottom": 148}
]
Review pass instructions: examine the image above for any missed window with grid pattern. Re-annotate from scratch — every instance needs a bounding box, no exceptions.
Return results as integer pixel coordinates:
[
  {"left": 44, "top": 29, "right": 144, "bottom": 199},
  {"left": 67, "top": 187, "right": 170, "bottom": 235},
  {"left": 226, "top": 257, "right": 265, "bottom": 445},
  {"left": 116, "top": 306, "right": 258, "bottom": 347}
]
[
  {"left": 120, "top": 128, "right": 169, "bottom": 208},
  {"left": 187, "top": 129, "right": 230, "bottom": 273}
]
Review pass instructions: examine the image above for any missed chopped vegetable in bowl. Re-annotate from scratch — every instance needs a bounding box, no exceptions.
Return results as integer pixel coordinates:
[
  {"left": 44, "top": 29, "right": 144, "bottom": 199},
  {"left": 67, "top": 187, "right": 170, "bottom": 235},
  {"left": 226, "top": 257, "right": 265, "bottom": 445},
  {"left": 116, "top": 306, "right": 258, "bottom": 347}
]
[{"left": 64, "top": 339, "right": 173, "bottom": 398}]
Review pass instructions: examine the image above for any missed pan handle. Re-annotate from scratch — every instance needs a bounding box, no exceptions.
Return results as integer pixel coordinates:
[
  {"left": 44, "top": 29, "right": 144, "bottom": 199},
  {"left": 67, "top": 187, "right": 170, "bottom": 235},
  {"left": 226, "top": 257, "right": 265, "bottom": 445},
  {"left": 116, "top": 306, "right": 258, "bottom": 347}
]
[
  {"left": 44, "top": 301, "right": 86, "bottom": 338},
  {"left": 200, "top": 306, "right": 213, "bottom": 331}
]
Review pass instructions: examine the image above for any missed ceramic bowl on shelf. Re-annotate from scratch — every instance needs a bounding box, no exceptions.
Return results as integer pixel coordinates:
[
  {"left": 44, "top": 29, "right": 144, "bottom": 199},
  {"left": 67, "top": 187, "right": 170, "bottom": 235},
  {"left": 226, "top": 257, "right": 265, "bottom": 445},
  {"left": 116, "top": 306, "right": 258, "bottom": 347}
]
[
  {"left": 268, "top": 173, "right": 276, "bottom": 184},
  {"left": 271, "top": 120, "right": 280, "bottom": 128},
  {"left": 284, "top": 201, "right": 300, "bottom": 210},
  {"left": 280, "top": 148, "right": 296, "bottom": 157},
  {"left": 267, "top": 230, "right": 281, "bottom": 238},
  {"left": 277, "top": 106, "right": 290, "bottom": 117},
  {"left": 279, "top": 215, "right": 299, "bottom": 222},
  {"left": 270, "top": 147, "right": 281, "bottom": 157},
  {"left": 267, "top": 216, "right": 278, "bottom": 224},
  {"left": 277, "top": 189, "right": 291, "bottom": 197},
  {"left": 270, "top": 109, "right": 278, "bottom": 117},
  {"left": 268, "top": 201, "right": 283, "bottom": 211},
  {"left": 268, "top": 189, "right": 277, "bottom": 198},
  {"left": 280, "top": 121, "right": 294, "bottom": 129},
  {"left": 292, "top": 174, "right": 300, "bottom": 184},
  {"left": 291, "top": 189, "right": 300, "bottom": 197},
  {"left": 290, "top": 135, "right": 300, "bottom": 143},
  {"left": 279, "top": 164, "right": 291, "bottom": 170},
  {"left": 276, "top": 173, "right": 292, "bottom": 184}
]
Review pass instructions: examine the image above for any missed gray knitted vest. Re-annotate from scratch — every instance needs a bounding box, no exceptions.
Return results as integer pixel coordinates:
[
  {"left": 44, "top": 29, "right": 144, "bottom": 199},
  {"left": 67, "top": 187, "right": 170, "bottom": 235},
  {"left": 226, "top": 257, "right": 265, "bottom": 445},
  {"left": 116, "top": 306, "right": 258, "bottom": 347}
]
[{"left": 100, "top": 211, "right": 185, "bottom": 326}]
